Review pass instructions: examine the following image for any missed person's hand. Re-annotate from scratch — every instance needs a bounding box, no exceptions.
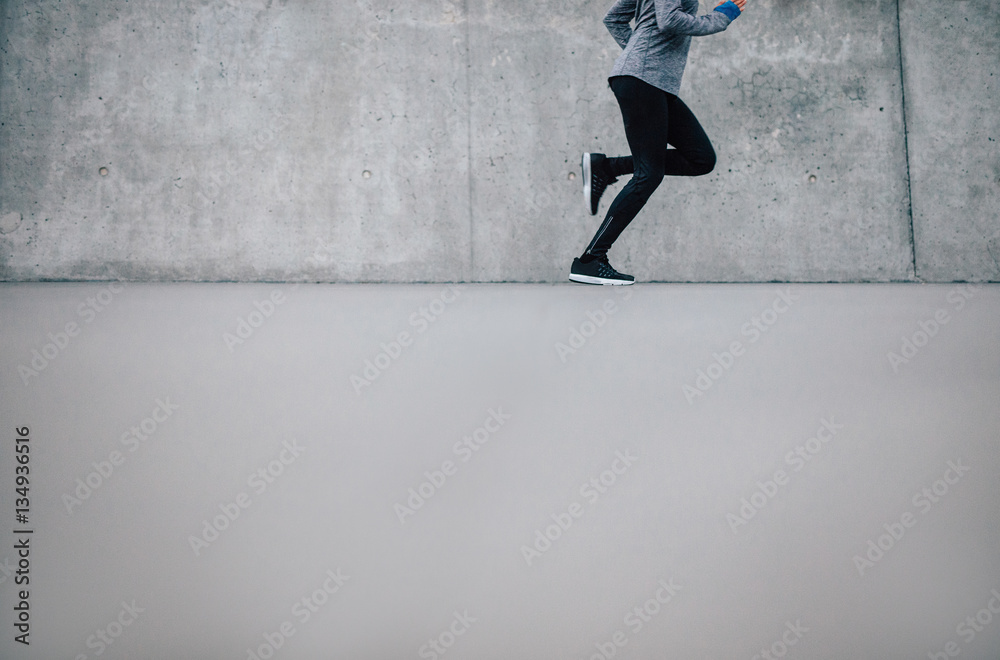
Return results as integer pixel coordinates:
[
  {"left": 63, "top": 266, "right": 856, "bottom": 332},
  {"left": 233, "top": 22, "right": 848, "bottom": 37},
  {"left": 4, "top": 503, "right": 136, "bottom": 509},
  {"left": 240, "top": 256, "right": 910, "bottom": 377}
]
[{"left": 717, "top": 0, "right": 747, "bottom": 10}]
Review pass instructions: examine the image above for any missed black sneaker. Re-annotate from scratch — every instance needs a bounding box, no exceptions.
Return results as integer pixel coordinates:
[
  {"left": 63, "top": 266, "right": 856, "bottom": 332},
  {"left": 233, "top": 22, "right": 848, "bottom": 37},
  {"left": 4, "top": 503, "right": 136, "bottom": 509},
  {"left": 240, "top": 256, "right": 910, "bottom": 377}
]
[
  {"left": 569, "top": 256, "right": 635, "bottom": 285},
  {"left": 582, "top": 152, "right": 618, "bottom": 216}
]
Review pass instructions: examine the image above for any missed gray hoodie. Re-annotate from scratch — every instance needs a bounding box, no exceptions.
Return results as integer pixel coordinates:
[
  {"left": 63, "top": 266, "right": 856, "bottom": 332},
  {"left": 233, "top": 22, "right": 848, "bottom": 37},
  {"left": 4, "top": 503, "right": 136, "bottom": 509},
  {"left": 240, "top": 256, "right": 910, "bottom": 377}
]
[{"left": 604, "top": 0, "right": 733, "bottom": 96}]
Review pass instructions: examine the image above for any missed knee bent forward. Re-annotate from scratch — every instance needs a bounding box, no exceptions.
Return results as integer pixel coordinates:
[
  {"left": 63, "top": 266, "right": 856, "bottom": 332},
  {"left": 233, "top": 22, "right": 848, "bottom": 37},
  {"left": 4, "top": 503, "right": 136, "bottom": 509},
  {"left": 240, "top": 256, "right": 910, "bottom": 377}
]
[{"left": 693, "top": 153, "right": 716, "bottom": 176}]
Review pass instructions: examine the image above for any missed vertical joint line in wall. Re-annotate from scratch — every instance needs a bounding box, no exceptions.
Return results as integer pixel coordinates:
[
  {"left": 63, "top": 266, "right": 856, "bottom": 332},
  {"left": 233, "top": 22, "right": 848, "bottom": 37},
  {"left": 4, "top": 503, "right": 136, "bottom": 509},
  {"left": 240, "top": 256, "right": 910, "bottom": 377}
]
[
  {"left": 896, "top": 0, "right": 917, "bottom": 280},
  {"left": 464, "top": 0, "right": 474, "bottom": 281}
]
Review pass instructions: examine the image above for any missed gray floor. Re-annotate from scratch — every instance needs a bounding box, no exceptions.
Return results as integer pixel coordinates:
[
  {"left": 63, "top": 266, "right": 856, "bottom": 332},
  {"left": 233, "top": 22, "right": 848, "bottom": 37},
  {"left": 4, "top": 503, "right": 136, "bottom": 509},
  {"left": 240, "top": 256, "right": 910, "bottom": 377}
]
[{"left": 2, "top": 282, "right": 999, "bottom": 658}]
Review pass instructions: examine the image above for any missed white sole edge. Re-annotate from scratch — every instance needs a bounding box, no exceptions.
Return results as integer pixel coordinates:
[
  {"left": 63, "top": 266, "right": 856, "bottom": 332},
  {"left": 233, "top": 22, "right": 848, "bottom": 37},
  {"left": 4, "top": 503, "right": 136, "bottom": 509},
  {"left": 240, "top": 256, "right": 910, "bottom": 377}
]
[{"left": 569, "top": 273, "right": 634, "bottom": 286}]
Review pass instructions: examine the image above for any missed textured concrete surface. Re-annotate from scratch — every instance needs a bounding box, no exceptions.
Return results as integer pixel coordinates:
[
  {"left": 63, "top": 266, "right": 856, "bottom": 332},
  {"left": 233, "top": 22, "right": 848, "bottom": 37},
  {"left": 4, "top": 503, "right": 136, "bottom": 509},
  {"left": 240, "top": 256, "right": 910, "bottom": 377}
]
[
  {"left": 473, "top": 0, "right": 913, "bottom": 282},
  {"left": 0, "top": 0, "right": 996, "bottom": 282},
  {"left": 901, "top": 0, "right": 1000, "bottom": 281},
  {"left": 0, "top": 1, "right": 473, "bottom": 281},
  {"left": 2, "top": 283, "right": 999, "bottom": 656}
]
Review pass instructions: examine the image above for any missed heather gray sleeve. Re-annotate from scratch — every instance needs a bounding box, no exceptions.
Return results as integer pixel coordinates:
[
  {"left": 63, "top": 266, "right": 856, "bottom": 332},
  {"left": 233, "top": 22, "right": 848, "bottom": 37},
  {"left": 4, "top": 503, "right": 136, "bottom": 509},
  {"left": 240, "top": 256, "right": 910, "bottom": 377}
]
[
  {"left": 654, "top": 0, "right": 731, "bottom": 36},
  {"left": 604, "top": 0, "right": 637, "bottom": 49}
]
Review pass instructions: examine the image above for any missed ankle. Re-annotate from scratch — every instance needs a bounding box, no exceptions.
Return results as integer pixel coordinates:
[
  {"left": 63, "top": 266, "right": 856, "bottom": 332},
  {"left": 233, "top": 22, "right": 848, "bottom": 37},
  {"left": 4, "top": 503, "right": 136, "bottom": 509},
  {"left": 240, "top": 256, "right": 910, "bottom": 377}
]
[{"left": 603, "top": 157, "right": 625, "bottom": 179}]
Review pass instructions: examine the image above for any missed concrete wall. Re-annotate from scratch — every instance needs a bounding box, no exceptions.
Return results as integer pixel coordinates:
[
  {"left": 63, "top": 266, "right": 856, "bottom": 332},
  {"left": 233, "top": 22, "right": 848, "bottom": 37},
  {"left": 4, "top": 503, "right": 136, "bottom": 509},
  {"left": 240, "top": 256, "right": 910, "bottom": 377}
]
[
  {"left": 0, "top": 0, "right": 996, "bottom": 282},
  {"left": 901, "top": 0, "right": 1000, "bottom": 281}
]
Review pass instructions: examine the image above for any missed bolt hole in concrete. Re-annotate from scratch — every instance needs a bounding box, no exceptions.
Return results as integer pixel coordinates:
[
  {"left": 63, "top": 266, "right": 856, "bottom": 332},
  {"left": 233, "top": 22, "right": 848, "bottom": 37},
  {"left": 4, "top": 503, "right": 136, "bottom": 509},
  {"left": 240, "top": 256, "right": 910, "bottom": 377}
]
[
  {"left": 99, "top": 167, "right": 109, "bottom": 176},
  {"left": 362, "top": 170, "right": 372, "bottom": 179},
  {"left": 568, "top": 172, "right": 576, "bottom": 180},
  {"left": 0, "top": 211, "right": 22, "bottom": 233},
  {"left": 808, "top": 175, "right": 817, "bottom": 183}
]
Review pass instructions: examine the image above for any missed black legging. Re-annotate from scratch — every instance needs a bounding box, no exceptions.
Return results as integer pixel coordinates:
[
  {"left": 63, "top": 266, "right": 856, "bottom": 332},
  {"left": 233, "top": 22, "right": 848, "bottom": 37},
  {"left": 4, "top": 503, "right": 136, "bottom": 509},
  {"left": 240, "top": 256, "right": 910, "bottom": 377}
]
[{"left": 585, "top": 75, "right": 717, "bottom": 258}]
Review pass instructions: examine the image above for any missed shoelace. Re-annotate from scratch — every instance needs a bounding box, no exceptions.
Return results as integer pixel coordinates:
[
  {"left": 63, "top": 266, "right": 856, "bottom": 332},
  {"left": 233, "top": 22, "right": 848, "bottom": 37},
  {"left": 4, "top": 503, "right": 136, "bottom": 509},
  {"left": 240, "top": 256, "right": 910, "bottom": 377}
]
[
  {"left": 595, "top": 260, "right": 621, "bottom": 277},
  {"left": 593, "top": 171, "right": 617, "bottom": 189}
]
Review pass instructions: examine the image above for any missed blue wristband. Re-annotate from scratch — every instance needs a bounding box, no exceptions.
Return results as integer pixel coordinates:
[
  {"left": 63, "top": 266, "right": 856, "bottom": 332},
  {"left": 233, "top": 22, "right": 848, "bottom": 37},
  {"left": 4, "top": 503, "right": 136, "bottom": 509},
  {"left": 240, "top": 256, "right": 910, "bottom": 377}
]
[{"left": 714, "top": 0, "right": 741, "bottom": 21}]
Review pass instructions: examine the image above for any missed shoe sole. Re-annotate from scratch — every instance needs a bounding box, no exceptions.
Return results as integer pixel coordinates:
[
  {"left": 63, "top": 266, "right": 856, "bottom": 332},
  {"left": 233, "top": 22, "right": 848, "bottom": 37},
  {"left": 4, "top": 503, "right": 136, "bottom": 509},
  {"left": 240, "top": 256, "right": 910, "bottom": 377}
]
[
  {"left": 569, "top": 273, "right": 634, "bottom": 286},
  {"left": 582, "top": 152, "right": 594, "bottom": 215}
]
